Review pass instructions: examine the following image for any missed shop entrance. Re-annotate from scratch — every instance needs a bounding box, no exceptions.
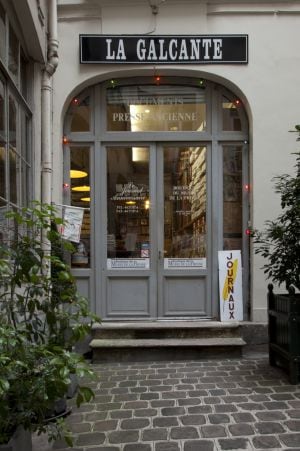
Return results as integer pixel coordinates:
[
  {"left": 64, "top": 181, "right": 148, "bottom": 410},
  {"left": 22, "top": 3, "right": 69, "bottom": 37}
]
[
  {"left": 64, "top": 76, "right": 249, "bottom": 320},
  {"left": 105, "top": 143, "right": 210, "bottom": 318}
]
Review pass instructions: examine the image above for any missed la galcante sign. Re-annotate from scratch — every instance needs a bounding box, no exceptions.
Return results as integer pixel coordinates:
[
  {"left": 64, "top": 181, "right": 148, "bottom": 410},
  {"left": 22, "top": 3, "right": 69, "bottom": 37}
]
[{"left": 80, "top": 35, "right": 248, "bottom": 64}]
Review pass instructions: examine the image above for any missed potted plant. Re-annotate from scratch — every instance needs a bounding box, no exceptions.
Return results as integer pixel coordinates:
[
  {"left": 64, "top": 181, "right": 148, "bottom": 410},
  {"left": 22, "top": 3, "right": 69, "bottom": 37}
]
[
  {"left": 254, "top": 125, "right": 300, "bottom": 384},
  {"left": 0, "top": 202, "right": 99, "bottom": 446}
]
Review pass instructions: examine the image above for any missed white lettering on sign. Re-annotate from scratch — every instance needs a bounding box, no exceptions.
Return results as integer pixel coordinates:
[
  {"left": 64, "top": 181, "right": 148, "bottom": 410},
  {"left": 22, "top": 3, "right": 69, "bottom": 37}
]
[
  {"left": 106, "top": 38, "right": 126, "bottom": 60},
  {"left": 105, "top": 38, "right": 224, "bottom": 62}
]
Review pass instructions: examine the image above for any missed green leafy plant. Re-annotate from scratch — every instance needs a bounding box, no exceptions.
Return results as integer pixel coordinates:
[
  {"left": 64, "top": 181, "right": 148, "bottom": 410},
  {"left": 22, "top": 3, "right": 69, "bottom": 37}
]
[
  {"left": 254, "top": 125, "right": 300, "bottom": 290},
  {"left": 0, "top": 202, "right": 99, "bottom": 446}
]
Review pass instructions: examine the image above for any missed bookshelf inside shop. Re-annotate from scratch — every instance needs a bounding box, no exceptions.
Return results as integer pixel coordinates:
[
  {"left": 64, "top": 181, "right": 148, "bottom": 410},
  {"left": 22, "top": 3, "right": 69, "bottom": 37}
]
[{"left": 165, "top": 147, "right": 206, "bottom": 258}]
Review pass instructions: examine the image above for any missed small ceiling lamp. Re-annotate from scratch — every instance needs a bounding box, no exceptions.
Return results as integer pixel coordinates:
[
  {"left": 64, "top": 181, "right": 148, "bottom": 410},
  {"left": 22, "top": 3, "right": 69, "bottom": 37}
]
[
  {"left": 72, "top": 185, "right": 90, "bottom": 192},
  {"left": 70, "top": 170, "right": 88, "bottom": 179},
  {"left": 126, "top": 201, "right": 136, "bottom": 205},
  {"left": 81, "top": 197, "right": 90, "bottom": 202}
]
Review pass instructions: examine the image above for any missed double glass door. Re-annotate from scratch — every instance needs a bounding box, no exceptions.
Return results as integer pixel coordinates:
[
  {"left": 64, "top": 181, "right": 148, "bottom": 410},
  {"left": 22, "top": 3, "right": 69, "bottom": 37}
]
[{"left": 104, "top": 144, "right": 210, "bottom": 318}]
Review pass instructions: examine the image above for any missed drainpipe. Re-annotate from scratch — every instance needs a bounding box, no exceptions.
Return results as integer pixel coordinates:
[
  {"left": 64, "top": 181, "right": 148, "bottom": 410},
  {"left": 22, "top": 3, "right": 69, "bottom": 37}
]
[{"left": 41, "top": 0, "right": 59, "bottom": 206}]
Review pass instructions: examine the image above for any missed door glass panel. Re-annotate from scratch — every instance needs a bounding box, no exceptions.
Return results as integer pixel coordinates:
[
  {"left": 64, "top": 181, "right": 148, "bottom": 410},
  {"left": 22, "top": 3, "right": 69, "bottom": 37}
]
[
  {"left": 107, "top": 85, "right": 206, "bottom": 132},
  {"left": 70, "top": 96, "right": 91, "bottom": 132},
  {"left": 0, "top": 142, "right": 5, "bottom": 206},
  {"left": 70, "top": 146, "right": 91, "bottom": 267},
  {"left": 223, "top": 145, "right": 243, "bottom": 251},
  {"left": 107, "top": 147, "right": 150, "bottom": 269},
  {"left": 164, "top": 146, "right": 206, "bottom": 268},
  {"left": 0, "top": 4, "right": 5, "bottom": 63},
  {"left": 222, "top": 96, "right": 242, "bottom": 131}
]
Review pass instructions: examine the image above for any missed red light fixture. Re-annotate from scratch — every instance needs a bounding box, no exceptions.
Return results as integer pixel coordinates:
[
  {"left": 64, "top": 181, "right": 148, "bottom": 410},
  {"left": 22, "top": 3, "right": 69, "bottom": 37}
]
[
  {"left": 244, "top": 183, "right": 250, "bottom": 192},
  {"left": 155, "top": 76, "right": 161, "bottom": 84},
  {"left": 63, "top": 136, "right": 68, "bottom": 144}
]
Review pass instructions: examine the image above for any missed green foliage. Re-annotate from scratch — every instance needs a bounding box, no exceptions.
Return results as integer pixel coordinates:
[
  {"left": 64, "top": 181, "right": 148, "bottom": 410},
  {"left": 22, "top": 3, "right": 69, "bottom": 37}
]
[
  {"left": 254, "top": 126, "right": 300, "bottom": 291},
  {"left": 0, "top": 202, "right": 100, "bottom": 445}
]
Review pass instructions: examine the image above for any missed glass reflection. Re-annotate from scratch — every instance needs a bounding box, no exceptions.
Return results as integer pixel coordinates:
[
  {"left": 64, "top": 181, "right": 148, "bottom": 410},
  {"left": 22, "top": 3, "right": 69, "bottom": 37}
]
[
  {"left": 70, "top": 97, "right": 90, "bottom": 132},
  {"left": 223, "top": 145, "right": 243, "bottom": 251},
  {"left": 70, "top": 146, "right": 90, "bottom": 267},
  {"left": 107, "top": 147, "right": 150, "bottom": 261},
  {"left": 164, "top": 146, "right": 206, "bottom": 259},
  {"left": 107, "top": 85, "right": 206, "bottom": 132},
  {"left": 222, "top": 96, "right": 242, "bottom": 131}
]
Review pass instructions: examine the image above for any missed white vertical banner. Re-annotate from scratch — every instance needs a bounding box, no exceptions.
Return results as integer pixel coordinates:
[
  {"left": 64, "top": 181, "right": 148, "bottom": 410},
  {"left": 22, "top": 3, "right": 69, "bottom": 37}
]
[
  {"left": 62, "top": 206, "right": 84, "bottom": 243},
  {"left": 218, "top": 250, "right": 243, "bottom": 321}
]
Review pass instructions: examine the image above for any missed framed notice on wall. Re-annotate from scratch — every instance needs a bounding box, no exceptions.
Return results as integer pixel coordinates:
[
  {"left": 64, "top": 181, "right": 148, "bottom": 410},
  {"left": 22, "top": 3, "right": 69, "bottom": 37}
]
[{"left": 218, "top": 250, "right": 243, "bottom": 321}]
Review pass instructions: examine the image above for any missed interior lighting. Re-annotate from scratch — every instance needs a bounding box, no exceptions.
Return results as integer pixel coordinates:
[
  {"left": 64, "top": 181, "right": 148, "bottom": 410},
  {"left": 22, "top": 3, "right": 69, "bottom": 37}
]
[
  {"left": 70, "top": 170, "right": 88, "bottom": 179},
  {"left": 234, "top": 99, "right": 241, "bottom": 106},
  {"left": 63, "top": 136, "right": 69, "bottom": 144},
  {"left": 81, "top": 197, "right": 90, "bottom": 202},
  {"left": 126, "top": 201, "right": 136, "bottom": 205},
  {"left": 155, "top": 76, "right": 161, "bottom": 84},
  {"left": 72, "top": 98, "right": 79, "bottom": 105},
  {"left": 145, "top": 199, "right": 150, "bottom": 210},
  {"left": 244, "top": 184, "right": 250, "bottom": 192},
  {"left": 72, "top": 185, "right": 90, "bottom": 192}
]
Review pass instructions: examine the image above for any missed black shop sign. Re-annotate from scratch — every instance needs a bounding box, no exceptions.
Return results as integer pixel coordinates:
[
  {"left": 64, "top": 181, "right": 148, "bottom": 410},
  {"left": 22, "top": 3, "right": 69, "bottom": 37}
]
[{"left": 80, "top": 35, "right": 248, "bottom": 65}]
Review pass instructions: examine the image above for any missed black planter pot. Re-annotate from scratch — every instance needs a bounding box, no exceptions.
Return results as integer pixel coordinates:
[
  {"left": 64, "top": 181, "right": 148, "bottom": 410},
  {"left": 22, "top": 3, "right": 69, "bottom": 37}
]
[
  {"left": 0, "top": 427, "right": 32, "bottom": 451},
  {"left": 268, "top": 284, "right": 300, "bottom": 384}
]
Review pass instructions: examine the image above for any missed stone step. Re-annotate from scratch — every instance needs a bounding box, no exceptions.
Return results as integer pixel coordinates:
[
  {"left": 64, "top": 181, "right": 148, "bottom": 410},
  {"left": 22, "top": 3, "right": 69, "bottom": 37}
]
[
  {"left": 90, "top": 336, "right": 246, "bottom": 362},
  {"left": 91, "top": 321, "right": 242, "bottom": 340}
]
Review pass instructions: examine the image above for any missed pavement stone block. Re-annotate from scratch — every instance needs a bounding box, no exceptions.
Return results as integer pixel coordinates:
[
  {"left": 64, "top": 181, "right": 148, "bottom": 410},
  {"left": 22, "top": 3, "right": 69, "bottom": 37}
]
[
  {"left": 188, "top": 390, "right": 208, "bottom": 397},
  {"left": 263, "top": 401, "right": 289, "bottom": 410},
  {"left": 134, "top": 408, "right": 158, "bottom": 417},
  {"left": 208, "top": 413, "right": 230, "bottom": 424},
  {"left": 123, "top": 444, "right": 152, "bottom": 451},
  {"left": 184, "top": 440, "right": 215, "bottom": 451},
  {"left": 218, "top": 438, "right": 250, "bottom": 450},
  {"left": 121, "top": 418, "right": 150, "bottom": 430},
  {"left": 93, "top": 420, "right": 118, "bottom": 432},
  {"left": 214, "top": 404, "right": 238, "bottom": 413},
  {"left": 271, "top": 393, "right": 296, "bottom": 400},
  {"left": 178, "top": 398, "right": 201, "bottom": 406},
  {"left": 203, "top": 396, "right": 222, "bottom": 404},
  {"left": 114, "top": 394, "right": 139, "bottom": 402},
  {"left": 237, "top": 402, "right": 265, "bottom": 411},
  {"left": 151, "top": 400, "right": 175, "bottom": 408},
  {"left": 255, "top": 410, "right": 287, "bottom": 421},
  {"left": 252, "top": 435, "right": 282, "bottom": 449},
  {"left": 76, "top": 432, "right": 106, "bottom": 446},
  {"left": 161, "top": 407, "right": 185, "bottom": 416},
  {"left": 288, "top": 410, "right": 300, "bottom": 418},
  {"left": 142, "top": 428, "right": 168, "bottom": 441},
  {"left": 108, "top": 430, "right": 139, "bottom": 444},
  {"left": 110, "top": 409, "right": 133, "bottom": 419},
  {"left": 155, "top": 442, "right": 180, "bottom": 451},
  {"left": 228, "top": 423, "right": 255, "bottom": 436},
  {"left": 284, "top": 420, "right": 300, "bottom": 431},
  {"left": 279, "top": 433, "right": 300, "bottom": 447},
  {"left": 232, "top": 412, "right": 256, "bottom": 423},
  {"left": 180, "top": 414, "right": 206, "bottom": 425},
  {"left": 255, "top": 421, "right": 285, "bottom": 434},
  {"left": 188, "top": 405, "right": 213, "bottom": 414},
  {"left": 153, "top": 417, "right": 179, "bottom": 428},
  {"left": 124, "top": 401, "right": 149, "bottom": 409},
  {"left": 201, "top": 425, "right": 227, "bottom": 438},
  {"left": 140, "top": 392, "right": 160, "bottom": 400},
  {"left": 170, "top": 426, "right": 199, "bottom": 439}
]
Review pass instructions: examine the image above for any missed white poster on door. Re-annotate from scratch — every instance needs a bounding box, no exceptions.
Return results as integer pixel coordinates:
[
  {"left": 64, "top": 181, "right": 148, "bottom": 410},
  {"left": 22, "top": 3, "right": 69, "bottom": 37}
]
[
  {"left": 62, "top": 206, "right": 84, "bottom": 243},
  {"left": 218, "top": 250, "right": 243, "bottom": 321}
]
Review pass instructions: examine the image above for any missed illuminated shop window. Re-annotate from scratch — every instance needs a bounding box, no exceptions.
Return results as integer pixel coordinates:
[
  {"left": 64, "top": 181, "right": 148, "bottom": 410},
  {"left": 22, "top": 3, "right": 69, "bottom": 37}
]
[{"left": 106, "top": 84, "right": 206, "bottom": 132}]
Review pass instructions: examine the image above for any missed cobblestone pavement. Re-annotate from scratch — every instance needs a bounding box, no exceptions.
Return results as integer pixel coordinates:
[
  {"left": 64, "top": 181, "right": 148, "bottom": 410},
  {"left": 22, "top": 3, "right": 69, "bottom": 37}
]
[{"left": 34, "top": 353, "right": 300, "bottom": 451}]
